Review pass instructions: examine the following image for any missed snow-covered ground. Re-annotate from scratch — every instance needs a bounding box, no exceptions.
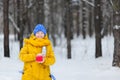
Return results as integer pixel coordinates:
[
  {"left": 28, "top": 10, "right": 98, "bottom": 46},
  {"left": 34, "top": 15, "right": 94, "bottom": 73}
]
[{"left": 0, "top": 35, "right": 120, "bottom": 80}]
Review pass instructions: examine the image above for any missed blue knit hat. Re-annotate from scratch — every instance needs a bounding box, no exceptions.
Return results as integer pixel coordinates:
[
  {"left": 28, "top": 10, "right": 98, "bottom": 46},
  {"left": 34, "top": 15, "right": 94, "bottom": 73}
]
[{"left": 33, "top": 24, "right": 47, "bottom": 35}]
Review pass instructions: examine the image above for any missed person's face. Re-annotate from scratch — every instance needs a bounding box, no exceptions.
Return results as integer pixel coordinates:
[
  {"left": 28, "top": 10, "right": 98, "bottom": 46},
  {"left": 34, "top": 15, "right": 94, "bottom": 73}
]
[{"left": 35, "top": 31, "right": 45, "bottom": 39}]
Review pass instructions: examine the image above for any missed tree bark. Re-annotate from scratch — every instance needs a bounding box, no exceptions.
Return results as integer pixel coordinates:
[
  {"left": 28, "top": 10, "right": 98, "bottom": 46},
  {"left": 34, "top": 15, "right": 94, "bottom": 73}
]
[
  {"left": 36, "top": 0, "right": 44, "bottom": 24},
  {"left": 94, "top": 0, "right": 102, "bottom": 58},
  {"left": 76, "top": 10, "right": 80, "bottom": 37},
  {"left": 19, "top": 0, "right": 24, "bottom": 49},
  {"left": 112, "top": 13, "right": 120, "bottom": 67},
  {"left": 3, "top": 0, "right": 10, "bottom": 57},
  {"left": 17, "top": 0, "right": 20, "bottom": 41},
  {"left": 112, "top": 26, "right": 120, "bottom": 67},
  {"left": 49, "top": 0, "right": 57, "bottom": 46},
  {"left": 82, "top": 1, "right": 86, "bottom": 39},
  {"left": 109, "top": 0, "right": 120, "bottom": 67},
  {"left": 66, "top": 0, "right": 72, "bottom": 59},
  {"left": 88, "top": 0, "right": 94, "bottom": 37},
  {"left": 17, "top": 0, "right": 24, "bottom": 49}
]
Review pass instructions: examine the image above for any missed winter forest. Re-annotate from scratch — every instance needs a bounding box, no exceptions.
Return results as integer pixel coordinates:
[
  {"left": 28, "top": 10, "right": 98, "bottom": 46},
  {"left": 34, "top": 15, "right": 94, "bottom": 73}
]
[{"left": 1, "top": 0, "right": 120, "bottom": 80}]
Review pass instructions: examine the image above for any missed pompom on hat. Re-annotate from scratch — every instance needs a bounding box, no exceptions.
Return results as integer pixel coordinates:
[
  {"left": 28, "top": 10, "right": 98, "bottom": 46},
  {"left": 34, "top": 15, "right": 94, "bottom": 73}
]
[{"left": 33, "top": 24, "right": 47, "bottom": 35}]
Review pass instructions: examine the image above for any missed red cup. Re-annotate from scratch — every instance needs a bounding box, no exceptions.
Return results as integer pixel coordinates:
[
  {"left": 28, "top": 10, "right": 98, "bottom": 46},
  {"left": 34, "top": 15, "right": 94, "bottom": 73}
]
[{"left": 36, "top": 54, "right": 43, "bottom": 63}]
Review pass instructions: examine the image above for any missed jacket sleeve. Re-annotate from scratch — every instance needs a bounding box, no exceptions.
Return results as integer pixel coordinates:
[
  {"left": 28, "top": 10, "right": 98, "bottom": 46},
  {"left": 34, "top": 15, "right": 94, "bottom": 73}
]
[
  {"left": 19, "top": 43, "right": 36, "bottom": 62},
  {"left": 43, "top": 43, "right": 56, "bottom": 66}
]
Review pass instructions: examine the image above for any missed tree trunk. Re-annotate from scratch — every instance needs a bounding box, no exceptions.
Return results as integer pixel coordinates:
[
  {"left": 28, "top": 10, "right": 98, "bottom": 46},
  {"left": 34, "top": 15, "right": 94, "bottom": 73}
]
[
  {"left": 13, "top": 0, "right": 17, "bottom": 41},
  {"left": 64, "top": 1, "right": 73, "bottom": 40},
  {"left": 89, "top": 10, "right": 93, "bottom": 37},
  {"left": 17, "top": 0, "right": 24, "bottom": 49},
  {"left": 109, "top": 0, "right": 120, "bottom": 67},
  {"left": 82, "top": 1, "right": 86, "bottom": 39},
  {"left": 3, "top": 0, "right": 10, "bottom": 57},
  {"left": 49, "top": 0, "right": 57, "bottom": 46},
  {"left": 88, "top": 0, "right": 93, "bottom": 37},
  {"left": 94, "top": 0, "right": 102, "bottom": 58},
  {"left": 76, "top": 11, "right": 80, "bottom": 37},
  {"left": 112, "top": 25, "right": 120, "bottom": 67},
  {"left": 36, "top": 0, "right": 44, "bottom": 24},
  {"left": 17, "top": 0, "right": 20, "bottom": 41},
  {"left": 19, "top": 0, "right": 24, "bottom": 49},
  {"left": 66, "top": 0, "right": 72, "bottom": 59},
  {"left": 112, "top": 13, "right": 120, "bottom": 67}
]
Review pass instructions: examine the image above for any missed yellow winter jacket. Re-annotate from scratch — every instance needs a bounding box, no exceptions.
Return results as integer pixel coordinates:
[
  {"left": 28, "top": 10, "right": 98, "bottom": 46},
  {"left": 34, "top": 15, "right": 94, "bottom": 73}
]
[{"left": 19, "top": 33, "right": 55, "bottom": 80}]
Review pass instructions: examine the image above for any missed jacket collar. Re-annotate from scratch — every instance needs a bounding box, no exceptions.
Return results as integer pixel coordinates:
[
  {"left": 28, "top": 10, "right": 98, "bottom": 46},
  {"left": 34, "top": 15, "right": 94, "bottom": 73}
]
[{"left": 24, "top": 33, "right": 50, "bottom": 47}]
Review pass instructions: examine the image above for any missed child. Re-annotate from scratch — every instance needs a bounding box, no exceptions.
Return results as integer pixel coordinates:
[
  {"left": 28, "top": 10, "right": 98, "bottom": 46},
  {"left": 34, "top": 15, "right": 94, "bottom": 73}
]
[{"left": 19, "top": 24, "right": 56, "bottom": 80}]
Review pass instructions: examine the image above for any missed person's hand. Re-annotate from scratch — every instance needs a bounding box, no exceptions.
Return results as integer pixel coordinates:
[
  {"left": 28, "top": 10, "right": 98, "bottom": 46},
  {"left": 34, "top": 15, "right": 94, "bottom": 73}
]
[{"left": 36, "top": 54, "right": 45, "bottom": 63}]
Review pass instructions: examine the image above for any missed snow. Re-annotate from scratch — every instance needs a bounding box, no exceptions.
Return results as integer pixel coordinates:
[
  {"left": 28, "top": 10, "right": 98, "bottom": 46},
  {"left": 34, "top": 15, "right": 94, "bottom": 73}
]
[
  {"left": 113, "top": 25, "right": 120, "bottom": 30},
  {"left": 82, "top": 0, "right": 94, "bottom": 7},
  {"left": 96, "top": 15, "right": 99, "bottom": 19},
  {"left": 0, "top": 35, "right": 120, "bottom": 80}
]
